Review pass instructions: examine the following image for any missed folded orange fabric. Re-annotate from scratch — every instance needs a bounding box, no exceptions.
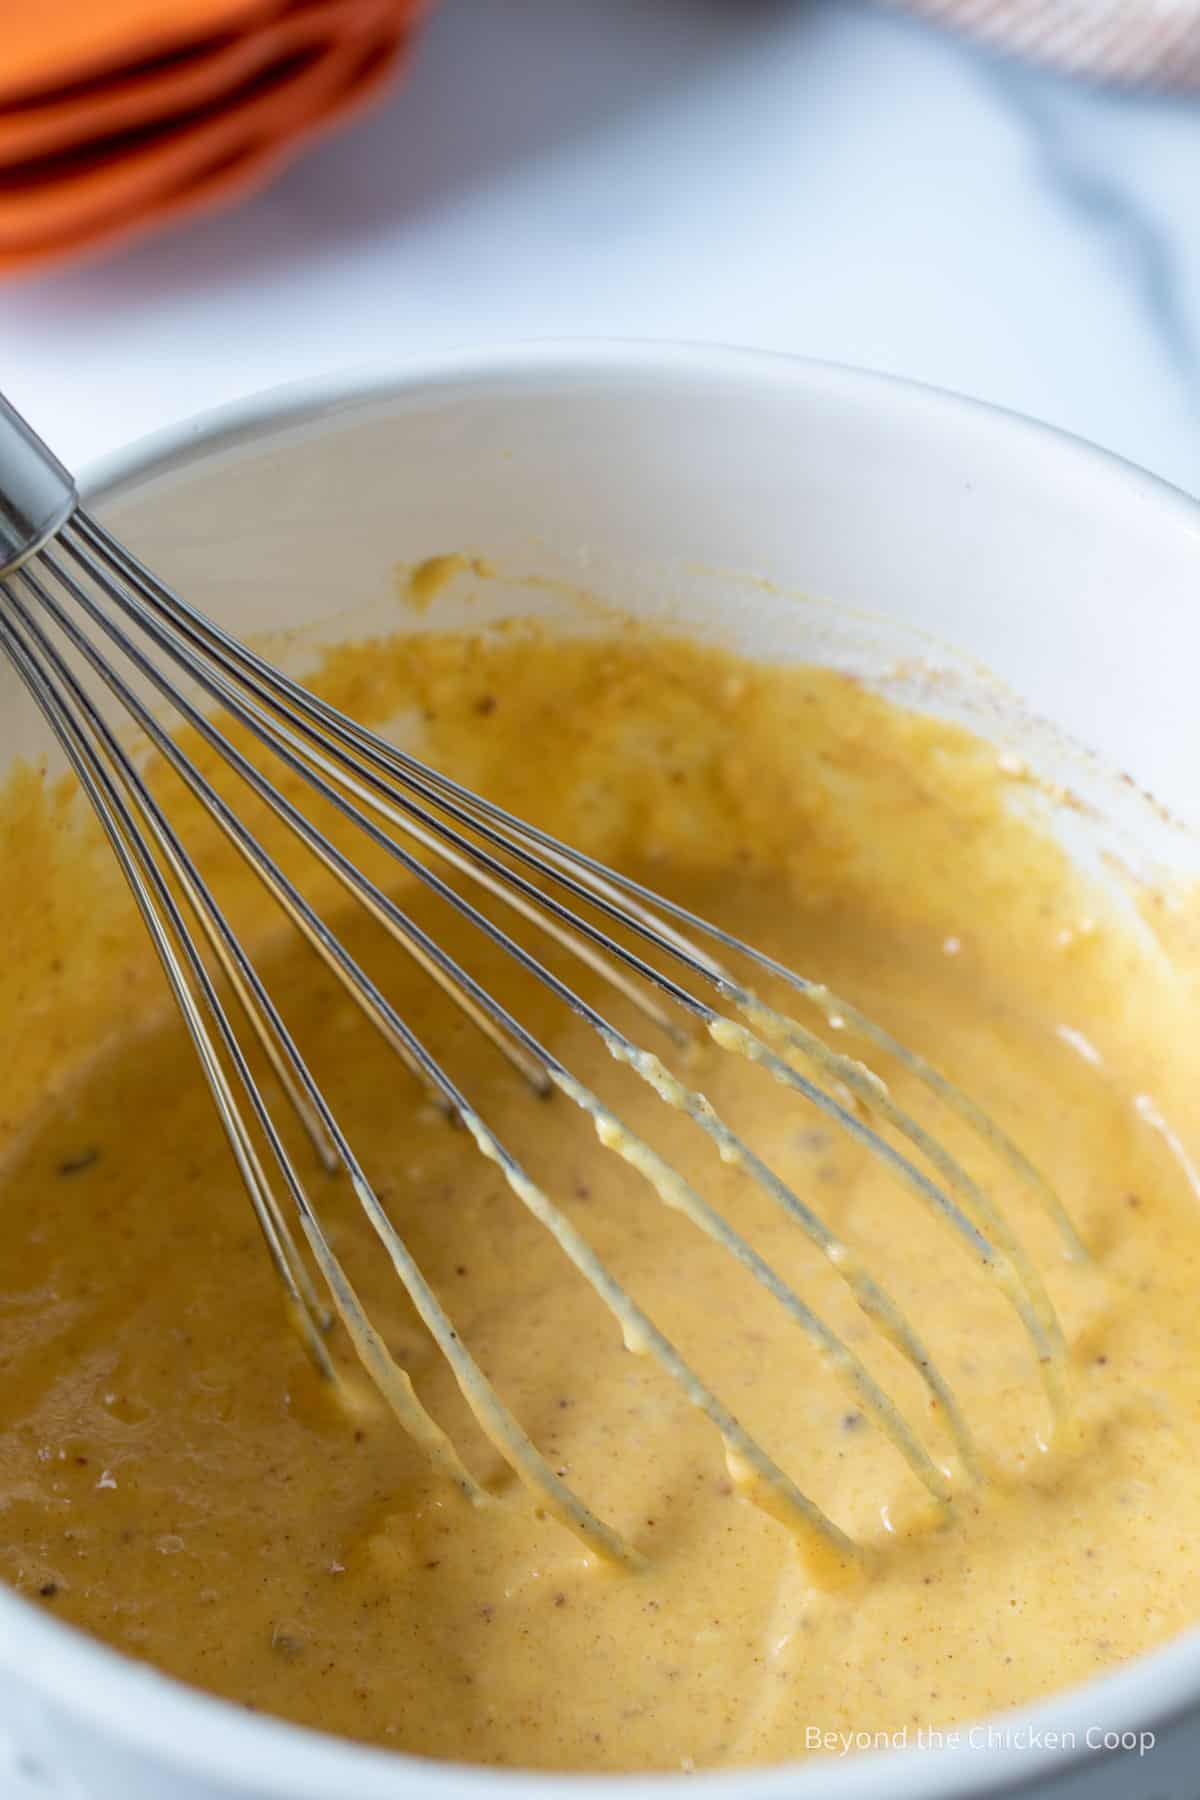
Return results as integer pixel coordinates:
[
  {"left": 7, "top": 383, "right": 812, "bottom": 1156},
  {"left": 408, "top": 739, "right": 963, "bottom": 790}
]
[
  {"left": 4, "top": 0, "right": 319, "bottom": 107},
  {"left": 0, "top": 0, "right": 402, "bottom": 163},
  {"left": 0, "top": 0, "right": 429, "bottom": 276}
]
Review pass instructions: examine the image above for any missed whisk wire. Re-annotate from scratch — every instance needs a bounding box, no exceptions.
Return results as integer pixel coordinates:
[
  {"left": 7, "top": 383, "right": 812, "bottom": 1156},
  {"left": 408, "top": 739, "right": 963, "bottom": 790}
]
[
  {"left": 39, "top": 530, "right": 1014, "bottom": 1463},
  {"left": 10, "top": 542, "right": 873, "bottom": 1567},
  {"left": 0, "top": 597, "right": 335, "bottom": 1372},
  {"left": 53, "top": 522, "right": 1069, "bottom": 1433},
  {"left": 1, "top": 566, "right": 643, "bottom": 1566},
  {"left": 56, "top": 525, "right": 1066, "bottom": 1338},
  {"left": 71, "top": 515, "right": 1081, "bottom": 1263},
  {"left": 19, "top": 540, "right": 909, "bottom": 1555},
  {"left": 68, "top": 517, "right": 1082, "bottom": 1326},
  {"left": 0, "top": 438, "right": 1080, "bottom": 1575}
]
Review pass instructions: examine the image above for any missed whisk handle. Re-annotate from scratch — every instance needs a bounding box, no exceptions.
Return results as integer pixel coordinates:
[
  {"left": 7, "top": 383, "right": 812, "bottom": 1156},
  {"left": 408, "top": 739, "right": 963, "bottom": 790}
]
[{"left": 0, "top": 392, "right": 77, "bottom": 580}]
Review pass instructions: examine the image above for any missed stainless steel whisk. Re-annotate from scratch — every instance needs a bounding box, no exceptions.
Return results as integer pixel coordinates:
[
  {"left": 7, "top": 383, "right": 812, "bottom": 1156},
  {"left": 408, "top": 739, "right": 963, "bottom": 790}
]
[{"left": 0, "top": 392, "right": 1084, "bottom": 1575}]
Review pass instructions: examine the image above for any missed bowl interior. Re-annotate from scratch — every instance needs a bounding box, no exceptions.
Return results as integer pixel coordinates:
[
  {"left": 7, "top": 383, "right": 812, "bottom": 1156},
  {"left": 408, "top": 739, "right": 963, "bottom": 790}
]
[{"left": 2, "top": 348, "right": 1199, "bottom": 1800}]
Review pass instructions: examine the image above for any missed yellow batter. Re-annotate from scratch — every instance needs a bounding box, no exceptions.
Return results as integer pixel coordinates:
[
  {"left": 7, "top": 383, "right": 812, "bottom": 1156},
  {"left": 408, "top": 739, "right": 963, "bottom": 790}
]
[{"left": 1, "top": 624, "right": 1199, "bottom": 1772}]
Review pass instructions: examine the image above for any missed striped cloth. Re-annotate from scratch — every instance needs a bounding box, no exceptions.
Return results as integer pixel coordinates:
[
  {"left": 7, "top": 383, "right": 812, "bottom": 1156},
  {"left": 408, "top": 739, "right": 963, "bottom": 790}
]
[{"left": 884, "top": 0, "right": 1200, "bottom": 87}]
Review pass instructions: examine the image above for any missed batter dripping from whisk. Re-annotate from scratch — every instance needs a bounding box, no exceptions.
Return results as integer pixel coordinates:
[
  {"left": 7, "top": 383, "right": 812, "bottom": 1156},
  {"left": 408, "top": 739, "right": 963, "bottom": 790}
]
[{"left": 0, "top": 626, "right": 1197, "bottom": 1771}]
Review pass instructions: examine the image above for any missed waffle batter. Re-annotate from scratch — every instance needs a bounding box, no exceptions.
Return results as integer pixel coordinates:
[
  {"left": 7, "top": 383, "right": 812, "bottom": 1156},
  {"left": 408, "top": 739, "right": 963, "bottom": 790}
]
[{"left": 0, "top": 625, "right": 1198, "bottom": 1771}]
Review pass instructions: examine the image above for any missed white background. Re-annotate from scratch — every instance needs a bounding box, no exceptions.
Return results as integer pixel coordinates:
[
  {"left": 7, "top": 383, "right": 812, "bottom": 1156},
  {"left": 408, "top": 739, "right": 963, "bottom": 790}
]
[{"left": 2, "top": 0, "right": 1199, "bottom": 493}]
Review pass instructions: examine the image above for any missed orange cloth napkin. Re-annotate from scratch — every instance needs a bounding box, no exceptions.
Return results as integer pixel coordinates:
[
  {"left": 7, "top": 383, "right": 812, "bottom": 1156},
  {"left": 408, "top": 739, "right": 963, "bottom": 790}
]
[{"left": 0, "top": 0, "right": 430, "bottom": 276}]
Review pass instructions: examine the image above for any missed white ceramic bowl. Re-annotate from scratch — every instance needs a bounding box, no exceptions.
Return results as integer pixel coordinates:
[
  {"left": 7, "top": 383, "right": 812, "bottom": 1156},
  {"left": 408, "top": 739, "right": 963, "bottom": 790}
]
[{"left": 2, "top": 344, "right": 1199, "bottom": 1800}]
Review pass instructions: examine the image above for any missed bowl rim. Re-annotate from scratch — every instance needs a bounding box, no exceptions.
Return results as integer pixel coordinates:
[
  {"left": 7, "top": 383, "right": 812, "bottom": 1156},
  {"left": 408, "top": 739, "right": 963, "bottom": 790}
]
[
  {"left": 5, "top": 339, "right": 1200, "bottom": 1800},
  {"left": 79, "top": 335, "right": 1200, "bottom": 532}
]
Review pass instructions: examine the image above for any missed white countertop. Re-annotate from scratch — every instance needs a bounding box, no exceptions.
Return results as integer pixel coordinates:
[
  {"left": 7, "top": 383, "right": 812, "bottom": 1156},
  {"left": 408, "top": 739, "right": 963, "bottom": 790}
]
[{"left": 2, "top": 0, "right": 1198, "bottom": 495}]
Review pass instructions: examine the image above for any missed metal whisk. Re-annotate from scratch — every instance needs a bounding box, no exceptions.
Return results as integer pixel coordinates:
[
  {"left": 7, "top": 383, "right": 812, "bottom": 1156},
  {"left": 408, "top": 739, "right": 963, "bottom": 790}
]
[{"left": 0, "top": 392, "right": 1084, "bottom": 1576}]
